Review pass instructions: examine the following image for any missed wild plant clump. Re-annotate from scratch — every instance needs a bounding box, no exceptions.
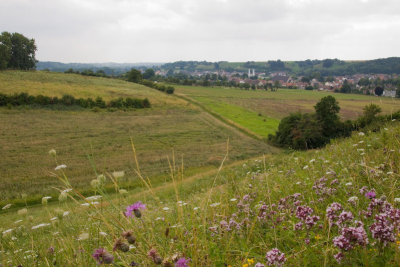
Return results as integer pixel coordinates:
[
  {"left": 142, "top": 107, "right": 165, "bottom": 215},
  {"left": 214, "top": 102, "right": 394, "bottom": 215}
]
[{"left": 0, "top": 125, "right": 400, "bottom": 266}]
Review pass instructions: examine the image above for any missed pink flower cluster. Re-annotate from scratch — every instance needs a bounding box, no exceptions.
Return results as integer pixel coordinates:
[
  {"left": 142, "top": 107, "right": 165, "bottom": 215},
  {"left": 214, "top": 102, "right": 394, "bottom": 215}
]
[
  {"left": 295, "top": 205, "right": 319, "bottom": 229},
  {"left": 265, "top": 248, "right": 286, "bottom": 267}
]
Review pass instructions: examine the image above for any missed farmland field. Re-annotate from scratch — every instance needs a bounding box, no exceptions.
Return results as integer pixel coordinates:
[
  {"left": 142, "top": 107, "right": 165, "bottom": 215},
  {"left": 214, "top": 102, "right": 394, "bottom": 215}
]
[
  {"left": 176, "top": 85, "right": 400, "bottom": 137},
  {"left": 0, "top": 71, "right": 276, "bottom": 206}
]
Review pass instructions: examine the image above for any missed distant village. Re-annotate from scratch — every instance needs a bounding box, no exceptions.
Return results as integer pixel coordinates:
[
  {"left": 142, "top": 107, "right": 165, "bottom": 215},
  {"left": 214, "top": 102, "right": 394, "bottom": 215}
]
[{"left": 155, "top": 68, "right": 399, "bottom": 97}]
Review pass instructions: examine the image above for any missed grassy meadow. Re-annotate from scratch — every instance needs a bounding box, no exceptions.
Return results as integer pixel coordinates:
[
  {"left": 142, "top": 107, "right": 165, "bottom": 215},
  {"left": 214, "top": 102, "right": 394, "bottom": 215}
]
[
  {"left": 0, "top": 71, "right": 276, "bottom": 207},
  {"left": 1, "top": 121, "right": 399, "bottom": 266},
  {"left": 0, "top": 70, "right": 182, "bottom": 106},
  {"left": 176, "top": 85, "right": 400, "bottom": 137}
]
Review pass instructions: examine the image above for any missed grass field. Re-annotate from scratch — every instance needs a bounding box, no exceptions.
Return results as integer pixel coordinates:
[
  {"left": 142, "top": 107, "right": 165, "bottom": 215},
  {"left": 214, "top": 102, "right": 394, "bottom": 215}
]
[
  {"left": 0, "top": 70, "right": 183, "bottom": 107},
  {"left": 176, "top": 85, "right": 400, "bottom": 137},
  {"left": 0, "top": 71, "right": 276, "bottom": 206}
]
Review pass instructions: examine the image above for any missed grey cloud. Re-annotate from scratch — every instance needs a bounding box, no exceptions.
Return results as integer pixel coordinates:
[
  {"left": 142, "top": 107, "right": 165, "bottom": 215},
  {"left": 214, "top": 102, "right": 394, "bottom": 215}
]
[{"left": 0, "top": 0, "right": 399, "bottom": 62}]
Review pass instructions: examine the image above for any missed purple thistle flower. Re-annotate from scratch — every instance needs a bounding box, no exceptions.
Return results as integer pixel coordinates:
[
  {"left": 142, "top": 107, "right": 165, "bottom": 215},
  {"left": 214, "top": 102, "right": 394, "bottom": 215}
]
[
  {"left": 175, "top": 257, "right": 190, "bottom": 267},
  {"left": 125, "top": 201, "right": 146, "bottom": 218},
  {"left": 92, "top": 248, "right": 114, "bottom": 265},
  {"left": 365, "top": 190, "right": 376, "bottom": 199}
]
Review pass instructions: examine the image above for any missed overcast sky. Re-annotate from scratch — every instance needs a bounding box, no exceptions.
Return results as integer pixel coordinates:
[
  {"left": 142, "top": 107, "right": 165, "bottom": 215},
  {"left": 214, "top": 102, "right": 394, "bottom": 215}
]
[{"left": 1, "top": 0, "right": 400, "bottom": 63}]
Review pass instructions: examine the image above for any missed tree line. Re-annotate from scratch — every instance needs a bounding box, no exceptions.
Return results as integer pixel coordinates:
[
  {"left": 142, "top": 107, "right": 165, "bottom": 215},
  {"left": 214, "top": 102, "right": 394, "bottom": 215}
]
[
  {"left": 125, "top": 68, "right": 175, "bottom": 94},
  {"left": 268, "top": 96, "right": 400, "bottom": 150},
  {"left": 0, "top": 32, "right": 37, "bottom": 70},
  {"left": 0, "top": 92, "right": 150, "bottom": 110}
]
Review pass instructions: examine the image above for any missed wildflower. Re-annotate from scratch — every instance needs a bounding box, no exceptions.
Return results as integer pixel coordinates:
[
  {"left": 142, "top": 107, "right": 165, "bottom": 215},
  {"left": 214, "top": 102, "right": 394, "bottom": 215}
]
[
  {"left": 48, "top": 149, "right": 56, "bottom": 156},
  {"left": 265, "top": 248, "right": 286, "bottom": 267},
  {"left": 334, "top": 252, "right": 344, "bottom": 263},
  {"left": 112, "top": 171, "right": 125, "bottom": 178},
  {"left": 326, "top": 202, "right": 343, "bottom": 226},
  {"left": 58, "top": 191, "right": 68, "bottom": 202},
  {"left": 86, "top": 195, "right": 102, "bottom": 201},
  {"left": 31, "top": 223, "right": 51, "bottom": 230},
  {"left": 54, "top": 164, "right": 67, "bottom": 171},
  {"left": 243, "top": 264, "right": 249, "bottom": 267},
  {"left": 193, "top": 207, "right": 199, "bottom": 211},
  {"left": 394, "top": 198, "right": 400, "bottom": 203},
  {"left": 122, "top": 230, "right": 136, "bottom": 244},
  {"left": 255, "top": 264, "right": 265, "bottom": 267},
  {"left": 247, "top": 258, "right": 255, "bottom": 264},
  {"left": 2, "top": 204, "right": 12, "bottom": 210},
  {"left": 76, "top": 231, "right": 90, "bottom": 240},
  {"left": 345, "top": 182, "right": 352, "bottom": 186},
  {"left": 42, "top": 196, "right": 51, "bottom": 205},
  {"left": 119, "top": 189, "right": 128, "bottom": 194},
  {"left": 113, "top": 238, "right": 129, "bottom": 252},
  {"left": 63, "top": 211, "right": 70, "bottom": 217},
  {"left": 296, "top": 205, "right": 313, "bottom": 220},
  {"left": 365, "top": 191, "right": 376, "bottom": 199},
  {"left": 90, "top": 179, "right": 100, "bottom": 188},
  {"left": 2, "top": 228, "right": 13, "bottom": 236},
  {"left": 97, "top": 174, "right": 107, "bottom": 184},
  {"left": 230, "top": 198, "right": 237, "bottom": 202},
  {"left": 303, "top": 165, "right": 309, "bottom": 170},
  {"left": 163, "top": 207, "right": 170, "bottom": 211},
  {"left": 175, "top": 257, "right": 190, "bottom": 267},
  {"left": 370, "top": 213, "right": 395, "bottom": 246},
  {"left": 338, "top": 211, "right": 354, "bottom": 226},
  {"left": 148, "top": 248, "right": 163, "bottom": 264},
  {"left": 358, "top": 132, "right": 365, "bottom": 136},
  {"left": 348, "top": 196, "right": 358, "bottom": 206},
  {"left": 210, "top": 202, "right": 221, "bottom": 207},
  {"left": 92, "top": 248, "right": 114, "bottom": 265},
  {"left": 125, "top": 201, "right": 146, "bottom": 218},
  {"left": 309, "top": 159, "right": 315, "bottom": 163},
  {"left": 17, "top": 208, "right": 28, "bottom": 216},
  {"left": 99, "top": 231, "right": 108, "bottom": 236},
  {"left": 315, "top": 234, "right": 321, "bottom": 240}
]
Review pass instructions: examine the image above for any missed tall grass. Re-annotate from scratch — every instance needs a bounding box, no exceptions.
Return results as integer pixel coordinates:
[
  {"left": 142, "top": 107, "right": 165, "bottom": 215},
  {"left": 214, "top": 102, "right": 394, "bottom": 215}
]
[{"left": 1, "top": 123, "right": 400, "bottom": 266}]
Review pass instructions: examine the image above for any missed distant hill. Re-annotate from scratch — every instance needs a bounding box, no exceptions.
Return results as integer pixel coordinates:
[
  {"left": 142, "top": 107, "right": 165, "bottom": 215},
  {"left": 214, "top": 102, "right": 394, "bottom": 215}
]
[
  {"left": 159, "top": 57, "right": 400, "bottom": 76},
  {"left": 37, "top": 61, "right": 164, "bottom": 75}
]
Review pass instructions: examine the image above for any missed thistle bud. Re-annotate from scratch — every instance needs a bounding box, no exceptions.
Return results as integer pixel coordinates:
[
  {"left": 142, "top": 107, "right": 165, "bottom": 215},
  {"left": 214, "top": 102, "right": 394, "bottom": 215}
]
[
  {"left": 122, "top": 231, "right": 136, "bottom": 244},
  {"left": 102, "top": 251, "right": 114, "bottom": 264},
  {"left": 148, "top": 248, "right": 163, "bottom": 265},
  {"left": 133, "top": 209, "right": 142, "bottom": 218},
  {"left": 113, "top": 238, "right": 129, "bottom": 252}
]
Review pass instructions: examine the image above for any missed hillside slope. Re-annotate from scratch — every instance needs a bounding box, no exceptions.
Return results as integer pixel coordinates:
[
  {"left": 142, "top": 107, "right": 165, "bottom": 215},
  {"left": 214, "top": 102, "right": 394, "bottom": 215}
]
[{"left": 1, "top": 122, "right": 399, "bottom": 266}]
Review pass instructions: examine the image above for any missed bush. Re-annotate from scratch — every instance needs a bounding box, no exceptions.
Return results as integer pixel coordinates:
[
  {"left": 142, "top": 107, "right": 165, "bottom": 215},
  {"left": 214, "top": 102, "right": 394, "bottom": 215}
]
[{"left": 0, "top": 92, "right": 150, "bottom": 110}]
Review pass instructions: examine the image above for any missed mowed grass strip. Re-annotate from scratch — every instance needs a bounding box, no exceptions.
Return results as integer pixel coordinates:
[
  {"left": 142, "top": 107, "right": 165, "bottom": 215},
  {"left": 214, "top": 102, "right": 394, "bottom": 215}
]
[
  {"left": 0, "top": 107, "right": 274, "bottom": 204},
  {"left": 192, "top": 96, "right": 280, "bottom": 138}
]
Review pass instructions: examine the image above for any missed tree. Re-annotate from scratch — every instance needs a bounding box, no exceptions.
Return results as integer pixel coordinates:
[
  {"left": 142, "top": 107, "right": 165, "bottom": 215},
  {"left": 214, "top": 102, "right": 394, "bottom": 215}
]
[
  {"left": 0, "top": 32, "right": 37, "bottom": 70},
  {"left": 396, "top": 88, "right": 400, "bottom": 98},
  {"left": 374, "top": 86, "right": 384, "bottom": 96},
  {"left": 322, "top": 59, "right": 334, "bottom": 68},
  {"left": 314, "top": 96, "right": 341, "bottom": 138},
  {"left": 363, "top": 104, "right": 381, "bottom": 123},
  {"left": 126, "top": 68, "right": 142, "bottom": 83},
  {"left": 0, "top": 32, "right": 12, "bottom": 70},
  {"left": 340, "top": 80, "right": 352, "bottom": 93},
  {"left": 143, "top": 68, "right": 155, "bottom": 79}
]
